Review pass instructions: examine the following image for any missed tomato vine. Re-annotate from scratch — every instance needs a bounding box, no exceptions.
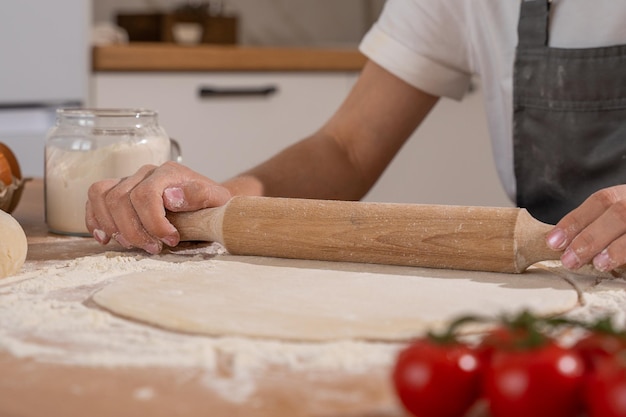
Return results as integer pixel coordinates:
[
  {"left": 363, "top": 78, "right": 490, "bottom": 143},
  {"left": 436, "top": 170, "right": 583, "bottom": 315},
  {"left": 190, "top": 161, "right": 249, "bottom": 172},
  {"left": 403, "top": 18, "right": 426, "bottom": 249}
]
[{"left": 392, "top": 311, "right": 626, "bottom": 417}]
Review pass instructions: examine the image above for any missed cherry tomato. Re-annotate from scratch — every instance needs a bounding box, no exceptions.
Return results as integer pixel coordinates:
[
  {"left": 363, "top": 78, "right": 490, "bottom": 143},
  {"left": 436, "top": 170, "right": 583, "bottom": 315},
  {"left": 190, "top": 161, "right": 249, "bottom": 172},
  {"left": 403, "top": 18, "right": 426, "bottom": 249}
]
[
  {"left": 584, "top": 356, "right": 626, "bottom": 417},
  {"left": 573, "top": 331, "right": 626, "bottom": 372},
  {"left": 484, "top": 341, "right": 585, "bottom": 417},
  {"left": 392, "top": 338, "right": 482, "bottom": 417},
  {"left": 476, "top": 326, "right": 530, "bottom": 365}
]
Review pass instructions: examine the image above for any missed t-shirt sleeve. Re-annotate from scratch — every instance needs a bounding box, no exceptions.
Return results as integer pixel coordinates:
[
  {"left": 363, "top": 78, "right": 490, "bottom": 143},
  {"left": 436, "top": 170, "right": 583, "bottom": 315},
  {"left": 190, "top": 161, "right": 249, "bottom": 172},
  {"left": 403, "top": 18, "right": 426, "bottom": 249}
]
[{"left": 359, "top": 0, "right": 473, "bottom": 100}]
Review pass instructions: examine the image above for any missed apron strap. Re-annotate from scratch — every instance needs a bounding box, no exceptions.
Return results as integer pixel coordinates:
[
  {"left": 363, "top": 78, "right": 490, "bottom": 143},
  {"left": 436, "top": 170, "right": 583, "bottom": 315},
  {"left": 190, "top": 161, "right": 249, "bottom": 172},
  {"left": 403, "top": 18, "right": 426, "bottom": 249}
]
[{"left": 517, "top": 0, "right": 550, "bottom": 48}]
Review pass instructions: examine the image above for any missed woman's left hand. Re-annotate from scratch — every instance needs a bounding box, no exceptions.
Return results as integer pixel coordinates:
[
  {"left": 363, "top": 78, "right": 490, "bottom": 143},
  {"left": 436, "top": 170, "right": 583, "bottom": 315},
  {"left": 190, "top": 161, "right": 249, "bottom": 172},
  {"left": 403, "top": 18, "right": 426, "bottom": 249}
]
[{"left": 546, "top": 185, "right": 626, "bottom": 272}]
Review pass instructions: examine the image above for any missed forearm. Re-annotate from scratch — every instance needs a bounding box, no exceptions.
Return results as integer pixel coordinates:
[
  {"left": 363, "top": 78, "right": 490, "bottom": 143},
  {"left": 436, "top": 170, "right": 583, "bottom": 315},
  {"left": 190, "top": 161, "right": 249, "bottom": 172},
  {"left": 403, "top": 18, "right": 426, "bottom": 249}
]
[
  {"left": 85, "top": 61, "right": 439, "bottom": 255},
  {"left": 222, "top": 61, "right": 439, "bottom": 201},
  {"left": 222, "top": 130, "right": 369, "bottom": 201}
]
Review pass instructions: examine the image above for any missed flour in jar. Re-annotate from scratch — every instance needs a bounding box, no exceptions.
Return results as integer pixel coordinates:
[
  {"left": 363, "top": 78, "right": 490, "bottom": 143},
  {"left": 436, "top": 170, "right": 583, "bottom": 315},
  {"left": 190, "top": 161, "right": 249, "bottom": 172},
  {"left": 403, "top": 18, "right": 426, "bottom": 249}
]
[{"left": 45, "top": 137, "right": 170, "bottom": 235}]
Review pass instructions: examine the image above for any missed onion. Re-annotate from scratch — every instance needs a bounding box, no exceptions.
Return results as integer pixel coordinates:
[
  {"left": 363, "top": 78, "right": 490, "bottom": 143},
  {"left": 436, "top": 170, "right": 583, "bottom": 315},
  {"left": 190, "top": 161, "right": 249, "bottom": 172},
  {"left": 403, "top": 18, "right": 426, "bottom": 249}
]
[{"left": 0, "top": 143, "right": 25, "bottom": 213}]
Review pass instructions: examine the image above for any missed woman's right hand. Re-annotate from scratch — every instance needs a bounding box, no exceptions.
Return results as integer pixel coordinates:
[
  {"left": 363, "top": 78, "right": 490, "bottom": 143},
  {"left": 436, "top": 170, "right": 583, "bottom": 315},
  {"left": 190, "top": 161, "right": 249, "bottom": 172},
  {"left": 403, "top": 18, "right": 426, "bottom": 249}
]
[{"left": 85, "top": 161, "right": 232, "bottom": 254}]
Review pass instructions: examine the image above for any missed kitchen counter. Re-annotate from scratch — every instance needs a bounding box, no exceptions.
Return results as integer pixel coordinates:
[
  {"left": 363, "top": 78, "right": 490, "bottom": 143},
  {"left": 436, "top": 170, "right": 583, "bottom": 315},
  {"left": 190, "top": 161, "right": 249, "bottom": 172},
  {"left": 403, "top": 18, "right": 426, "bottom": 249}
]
[
  {"left": 3, "top": 180, "right": 626, "bottom": 417},
  {"left": 92, "top": 44, "right": 367, "bottom": 72},
  {"left": 0, "top": 180, "right": 402, "bottom": 417}
]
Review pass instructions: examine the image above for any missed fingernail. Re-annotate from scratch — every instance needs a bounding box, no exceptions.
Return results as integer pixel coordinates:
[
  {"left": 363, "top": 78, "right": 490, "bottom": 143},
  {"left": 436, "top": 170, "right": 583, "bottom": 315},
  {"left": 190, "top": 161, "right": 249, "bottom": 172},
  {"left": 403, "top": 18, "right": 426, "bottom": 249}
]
[
  {"left": 547, "top": 229, "right": 568, "bottom": 250},
  {"left": 113, "top": 233, "right": 133, "bottom": 249},
  {"left": 93, "top": 229, "right": 107, "bottom": 244},
  {"left": 593, "top": 249, "right": 613, "bottom": 272},
  {"left": 145, "top": 242, "right": 162, "bottom": 255},
  {"left": 161, "top": 235, "right": 179, "bottom": 247},
  {"left": 160, "top": 222, "right": 179, "bottom": 247},
  {"left": 561, "top": 249, "right": 580, "bottom": 270},
  {"left": 164, "top": 187, "right": 185, "bottom": 209}
]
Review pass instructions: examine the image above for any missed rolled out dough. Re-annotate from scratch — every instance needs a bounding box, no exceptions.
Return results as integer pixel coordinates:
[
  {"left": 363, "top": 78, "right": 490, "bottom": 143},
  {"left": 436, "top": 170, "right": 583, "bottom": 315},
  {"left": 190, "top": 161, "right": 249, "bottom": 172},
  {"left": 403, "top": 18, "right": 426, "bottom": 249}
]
[{"left": 92, "top": 256, "right": 580, "bottom": 342}]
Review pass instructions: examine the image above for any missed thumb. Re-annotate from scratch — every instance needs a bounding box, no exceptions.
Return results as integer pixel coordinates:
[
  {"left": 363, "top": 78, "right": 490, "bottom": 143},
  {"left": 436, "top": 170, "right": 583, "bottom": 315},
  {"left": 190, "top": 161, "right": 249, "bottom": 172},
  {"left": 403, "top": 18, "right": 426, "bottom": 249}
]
[{"left": 163, "top": 183, "right": 231, "bottom": 212}]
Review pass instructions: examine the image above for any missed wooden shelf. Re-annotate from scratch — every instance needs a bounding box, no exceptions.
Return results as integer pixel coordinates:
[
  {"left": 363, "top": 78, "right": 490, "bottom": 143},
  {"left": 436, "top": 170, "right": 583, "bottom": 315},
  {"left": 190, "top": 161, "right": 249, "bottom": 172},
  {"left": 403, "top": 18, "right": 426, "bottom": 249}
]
[{"left": 93, "top": 44, "right": 367, "bottom": 72}]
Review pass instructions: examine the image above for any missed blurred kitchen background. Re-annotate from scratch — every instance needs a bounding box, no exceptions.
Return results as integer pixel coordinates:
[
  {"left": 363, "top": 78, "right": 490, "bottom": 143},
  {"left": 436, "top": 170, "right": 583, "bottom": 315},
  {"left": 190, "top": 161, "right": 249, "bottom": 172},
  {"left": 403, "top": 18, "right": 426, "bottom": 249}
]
[
  {"left": 0, "top": 0, "right": 512, "bottom": 207},
  {"left": 95, "top": 0, "right": 385, "bottom": 46}
]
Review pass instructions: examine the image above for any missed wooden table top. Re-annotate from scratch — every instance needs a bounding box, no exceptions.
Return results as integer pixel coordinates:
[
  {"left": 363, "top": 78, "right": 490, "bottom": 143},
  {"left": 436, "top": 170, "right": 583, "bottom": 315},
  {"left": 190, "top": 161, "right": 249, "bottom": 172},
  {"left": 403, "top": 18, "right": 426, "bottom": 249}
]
[
  {"left": 6, "top": 180, "right": 614, "bottom": 417},
  {"left": 1, "top": 180, "right": 406, "bottom": 417}
]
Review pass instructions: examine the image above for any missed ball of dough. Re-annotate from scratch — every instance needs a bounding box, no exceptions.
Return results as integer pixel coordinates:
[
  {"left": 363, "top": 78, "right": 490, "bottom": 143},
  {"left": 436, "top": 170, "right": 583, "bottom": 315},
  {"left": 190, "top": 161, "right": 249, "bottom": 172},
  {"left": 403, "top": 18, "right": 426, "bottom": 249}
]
[{"left": 0, "top": 209, "right": 27, "bottom": 278}]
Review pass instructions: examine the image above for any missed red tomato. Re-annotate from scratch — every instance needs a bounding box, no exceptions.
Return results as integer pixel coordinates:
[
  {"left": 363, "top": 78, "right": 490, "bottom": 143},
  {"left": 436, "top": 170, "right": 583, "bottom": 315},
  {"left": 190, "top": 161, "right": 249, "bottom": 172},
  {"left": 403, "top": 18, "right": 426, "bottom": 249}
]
[
  {"left": 484, "top": 341, "right": 585, "bottom": 417},
  {"left": 585, "top": 356, "right": 626, "bottom": 417},
  {"left": 476, "top": 326, "right": 530, "bottom": 365},
  {"left": 392, "top": 339, "right": 482, "bottom": 417},
  {"left": 573, "top": 332, "right": 626, "bottom": 372}
]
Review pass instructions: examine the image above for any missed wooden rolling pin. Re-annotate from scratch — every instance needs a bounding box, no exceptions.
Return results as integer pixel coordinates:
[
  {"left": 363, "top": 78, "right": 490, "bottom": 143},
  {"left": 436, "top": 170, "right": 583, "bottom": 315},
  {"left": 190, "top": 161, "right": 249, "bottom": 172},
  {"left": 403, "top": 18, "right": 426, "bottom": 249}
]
[{"left": 167, "top": 196, "right": 562, "bottom": 273}]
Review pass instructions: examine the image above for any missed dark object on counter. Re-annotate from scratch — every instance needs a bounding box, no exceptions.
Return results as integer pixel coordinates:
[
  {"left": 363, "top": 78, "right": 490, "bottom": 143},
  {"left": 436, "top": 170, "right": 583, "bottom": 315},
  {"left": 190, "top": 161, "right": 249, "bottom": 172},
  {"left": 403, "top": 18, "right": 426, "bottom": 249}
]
[
  {"left": 116, "top": 11, "right": 237, "bottom": 45},
  {"left": 116, "top": 13, "right": 165, "bottom": 42},
  {"left": 164, "top": 13, "right": 237, "bottom": 45}
]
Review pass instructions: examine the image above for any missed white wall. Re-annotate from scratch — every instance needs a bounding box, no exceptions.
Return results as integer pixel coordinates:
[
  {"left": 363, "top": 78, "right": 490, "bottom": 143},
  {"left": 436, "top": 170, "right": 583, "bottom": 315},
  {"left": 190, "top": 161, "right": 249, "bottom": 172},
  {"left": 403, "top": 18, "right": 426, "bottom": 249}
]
[
  {"left": 93, "top": 0, "right": 386, "bottom": 46},
  {"left": 365, "top": 89, "right": 513, "bottom": 207}
]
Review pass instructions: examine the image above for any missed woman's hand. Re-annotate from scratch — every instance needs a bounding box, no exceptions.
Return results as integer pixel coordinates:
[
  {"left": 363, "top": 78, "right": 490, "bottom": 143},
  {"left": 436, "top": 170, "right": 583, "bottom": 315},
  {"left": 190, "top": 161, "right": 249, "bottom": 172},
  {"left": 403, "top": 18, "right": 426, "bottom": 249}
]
[
  {"left": 85, "top": 161, "right": 231, "bottom": 254},
  {"left": 546, "top": 185, "right": 626, "bottom": 272}
]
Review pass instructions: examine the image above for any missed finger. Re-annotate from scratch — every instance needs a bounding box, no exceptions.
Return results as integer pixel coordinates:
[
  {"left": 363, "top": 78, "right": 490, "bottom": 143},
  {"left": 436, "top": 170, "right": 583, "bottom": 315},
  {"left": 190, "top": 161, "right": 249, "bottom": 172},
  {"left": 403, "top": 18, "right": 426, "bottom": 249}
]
[
  {"left": 546, "top": 188, "right": 623, "bottom": 251},
  {"left": 104, "top": 165, "right": 164, "bottom": 253},
  {"left": 561, "top": 193, "right": 626, "bottom": 271},
  {"left": 592, "top": 233, "right": 626, "bottom": 272},
  {"left": 142, "top": 161, "right": 231, "bottom": 212},
  {"left": 129, "top": 162, "right": 231, "bottom": 246},
  {"left": 162, "top": 182, "right": 231, "bottom": 212},
  {"left": 85, "top": 199, "right": 110, "bottom": 245},
  {"left": 562, "top": 200, "right": 626, "bottom": 270},
  {"left": 86, "top": 178, "right": 122, "bottom": 244}
]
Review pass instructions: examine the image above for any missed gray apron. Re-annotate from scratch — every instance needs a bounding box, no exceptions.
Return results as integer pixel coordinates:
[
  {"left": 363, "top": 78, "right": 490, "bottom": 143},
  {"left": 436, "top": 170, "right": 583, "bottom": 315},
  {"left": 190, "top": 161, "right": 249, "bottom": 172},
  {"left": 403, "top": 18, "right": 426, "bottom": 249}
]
[{"left": 513, "top": 0, "right": 626, "bottom": 224}]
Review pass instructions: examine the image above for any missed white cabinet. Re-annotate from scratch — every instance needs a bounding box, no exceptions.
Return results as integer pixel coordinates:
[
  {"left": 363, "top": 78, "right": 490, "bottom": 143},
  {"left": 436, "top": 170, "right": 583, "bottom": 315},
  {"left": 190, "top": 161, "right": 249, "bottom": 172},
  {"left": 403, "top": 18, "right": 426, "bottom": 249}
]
[
  {"left": 92, "top": 72, "right": 512, "bottom": 207},
  {"left": 92, "top": 72, "right": 356, "bottom": 183}
]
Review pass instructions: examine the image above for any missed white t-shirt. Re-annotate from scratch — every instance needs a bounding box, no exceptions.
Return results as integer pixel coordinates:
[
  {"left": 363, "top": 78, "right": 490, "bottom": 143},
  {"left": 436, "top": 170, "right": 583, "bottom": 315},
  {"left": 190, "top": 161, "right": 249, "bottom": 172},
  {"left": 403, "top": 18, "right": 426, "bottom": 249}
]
[{"left": 359, "top": 0, "right": 626, "bottom": 201}]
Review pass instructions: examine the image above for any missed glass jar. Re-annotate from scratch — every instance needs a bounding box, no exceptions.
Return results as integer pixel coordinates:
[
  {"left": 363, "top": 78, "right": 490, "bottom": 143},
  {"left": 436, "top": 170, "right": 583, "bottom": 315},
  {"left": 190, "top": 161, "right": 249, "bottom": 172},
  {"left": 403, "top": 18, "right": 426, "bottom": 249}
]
[{"left": 45, "top": 108, "right": 180, "bottom": 236}]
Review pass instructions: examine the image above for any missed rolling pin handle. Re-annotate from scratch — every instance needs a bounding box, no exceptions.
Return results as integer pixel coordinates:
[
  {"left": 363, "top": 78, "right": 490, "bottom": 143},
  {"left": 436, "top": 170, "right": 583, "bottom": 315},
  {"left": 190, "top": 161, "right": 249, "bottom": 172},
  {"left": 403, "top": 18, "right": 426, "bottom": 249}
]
[
  {"left": 514, "top": 209, "right": 563, "bottom": 272},
  {"left": 167, "top": 205, "right": 226, "bottom": 244}
]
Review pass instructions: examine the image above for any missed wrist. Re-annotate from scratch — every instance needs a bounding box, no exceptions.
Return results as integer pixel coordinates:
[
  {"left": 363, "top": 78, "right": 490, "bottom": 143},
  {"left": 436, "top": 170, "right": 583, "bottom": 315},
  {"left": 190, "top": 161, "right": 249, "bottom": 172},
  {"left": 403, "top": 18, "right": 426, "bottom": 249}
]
[{"left": 222, "top": 175, "right": 265, "bottom": 197}]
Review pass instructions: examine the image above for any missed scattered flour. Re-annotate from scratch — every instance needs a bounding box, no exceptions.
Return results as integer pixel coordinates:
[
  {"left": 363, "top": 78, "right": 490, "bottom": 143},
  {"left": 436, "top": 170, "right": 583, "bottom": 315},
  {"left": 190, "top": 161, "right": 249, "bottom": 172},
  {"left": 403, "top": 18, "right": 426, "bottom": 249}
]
[
  {"left": 0, "top": 245, "right": 400, "bottom": 403},
  {"left": 564, "top": 283, "right": 626, "bottom": 329},
  {"left": 3, "top": 244, "right": 626, "bottom": 405}
]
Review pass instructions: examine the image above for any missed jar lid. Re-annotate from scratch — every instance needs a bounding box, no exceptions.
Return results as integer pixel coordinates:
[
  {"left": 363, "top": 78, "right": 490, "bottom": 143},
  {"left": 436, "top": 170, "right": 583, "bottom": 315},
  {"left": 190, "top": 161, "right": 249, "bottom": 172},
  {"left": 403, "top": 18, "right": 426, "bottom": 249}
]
[{"left": 57, "top": 108, "right": 157, "bottom": 118}]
